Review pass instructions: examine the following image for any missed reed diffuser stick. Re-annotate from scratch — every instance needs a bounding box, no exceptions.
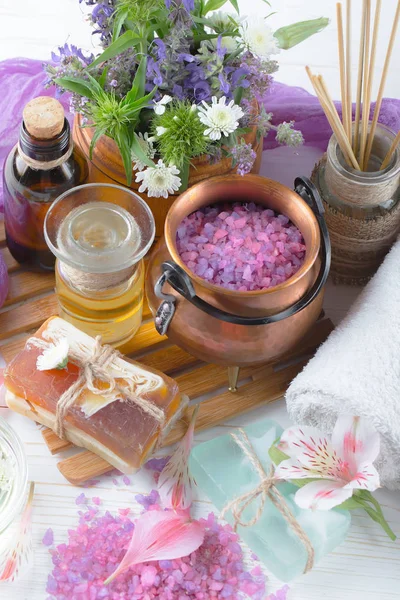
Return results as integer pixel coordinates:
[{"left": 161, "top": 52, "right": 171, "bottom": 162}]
[
  {"left": 364, "top": 0, "right": 400, "bottom": 167},
  {"left": 306, "top": 66, "right": 360, "bottom": 170},
  {"left": 316, "top": 74, "right": 361, "bottom": 170},
  {"left": 359, "top": 0, "right": 371, "bottom": 166},
  {"left": 345, "top": 0, "right": 352, "bottom": 141},
  {"left": 379, "top": 131, "right": 400, "bottom": 171},
  {"left": 361, "top": 0, "right": 381, "bottom": 169},
  {"left": 354, "top": 0, "right": 367, "bottom": 157},
  {"left": 336, "top": 3, "right": 348, "bottom": 134}
]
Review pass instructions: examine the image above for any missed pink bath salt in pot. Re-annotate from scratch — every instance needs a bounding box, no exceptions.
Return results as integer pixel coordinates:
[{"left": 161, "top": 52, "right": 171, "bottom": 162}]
[{"left": 176, "top": 202, "right": 306, "bottom": 291}]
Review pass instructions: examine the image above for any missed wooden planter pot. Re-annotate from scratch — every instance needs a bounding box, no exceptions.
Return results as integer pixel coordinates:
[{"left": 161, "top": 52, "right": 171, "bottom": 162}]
[{"left": 73, "top": 115, "right": 263, "bottom": 238}]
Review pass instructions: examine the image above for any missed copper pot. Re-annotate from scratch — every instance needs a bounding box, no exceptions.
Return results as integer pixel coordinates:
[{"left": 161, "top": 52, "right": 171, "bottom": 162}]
[{"left": 146, "top": 175, "right": 330, "bottom": 367}]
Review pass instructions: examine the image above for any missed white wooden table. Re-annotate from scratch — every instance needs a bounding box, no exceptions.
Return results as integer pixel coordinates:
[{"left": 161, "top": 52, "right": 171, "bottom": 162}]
[{"left": 0, "top": 146, "right": 399, "bottom": 600}]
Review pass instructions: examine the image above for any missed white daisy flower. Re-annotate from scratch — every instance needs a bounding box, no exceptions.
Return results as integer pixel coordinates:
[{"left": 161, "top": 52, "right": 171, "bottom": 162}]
[
  {"left": 37, "top": 339, "right": 69, "bottom": 371},
  {"left": 198, "top": 96, "right": 244, "bottom": 141},
  {"left": 156, "top": 126, "right": 168, "bottom": 137},
  {"left": 131, "top": 132, "right": 156, "bottom": 172},
  {"left": 153, "top": 95, "right": 172, "bottom": 115},
  {"left": 135, "top": 160, "right": 181, "bottom": 198},
  {"left": 208, "top": 11, "right": 244, "bottom": 32},
  {"left": 240, "top": 17, "right": 280, "bottom": 60},
  {"left": 208, "top": 11, "right": 244, "bottom": 54}
]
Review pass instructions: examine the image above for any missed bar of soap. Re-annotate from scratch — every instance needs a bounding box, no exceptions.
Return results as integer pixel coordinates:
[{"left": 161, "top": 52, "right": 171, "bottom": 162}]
[
  {"left": 5, "top": 317, "right": 185, "bottom": 473},
  {"left": 189, "top": 418, "right": 351, "bottom": 581}
]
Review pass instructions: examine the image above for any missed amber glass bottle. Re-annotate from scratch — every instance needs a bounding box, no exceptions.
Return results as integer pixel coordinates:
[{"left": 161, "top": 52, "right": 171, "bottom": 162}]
[{"left": 3, "top": 97, "right": 88, "bottom": 270}]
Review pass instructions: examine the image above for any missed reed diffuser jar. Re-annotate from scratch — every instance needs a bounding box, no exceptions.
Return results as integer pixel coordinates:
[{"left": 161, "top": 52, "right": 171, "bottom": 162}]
[
  {"left": 313, "top": 123, "right": 400, "bottom": 283},
  {"left": 0, "top": 417, "right": 31, "bottom": 583},
  {"left": 44, "top": 183, "right": 155, "bottom": 346}
]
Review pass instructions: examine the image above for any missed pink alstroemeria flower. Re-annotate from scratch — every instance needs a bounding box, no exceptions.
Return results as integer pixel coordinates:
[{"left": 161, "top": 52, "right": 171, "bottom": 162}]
[
  {"left": 274, "top": 415, "right": 380, "bottom": 510},
  {"left": 158, "top": 404, "right": 199, "bottom": 511}
]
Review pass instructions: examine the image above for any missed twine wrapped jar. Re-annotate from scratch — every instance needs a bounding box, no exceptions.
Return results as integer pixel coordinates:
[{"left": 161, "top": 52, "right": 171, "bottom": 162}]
[{"left": 312, "top": 123, "right": 400, "bottom": 284}]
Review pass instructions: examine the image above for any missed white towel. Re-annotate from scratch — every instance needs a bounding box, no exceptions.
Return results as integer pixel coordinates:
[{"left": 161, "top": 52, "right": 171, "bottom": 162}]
[{"left": 286, "top": 239, "right": 400, "bottom": 490}]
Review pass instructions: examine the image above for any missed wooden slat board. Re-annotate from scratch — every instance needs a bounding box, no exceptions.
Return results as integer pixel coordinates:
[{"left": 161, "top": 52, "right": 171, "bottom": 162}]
[
  {"left": 0, "top": 221, "right": 6, "bottom": 247},
  {"left": 0, "top": 241, "right": 333, "bottom": 485}
]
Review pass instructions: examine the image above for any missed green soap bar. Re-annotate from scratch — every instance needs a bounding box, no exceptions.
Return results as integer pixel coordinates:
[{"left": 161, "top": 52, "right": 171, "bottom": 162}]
[{"left": 189, "top": 418, "right": 351, "bottom": 582}]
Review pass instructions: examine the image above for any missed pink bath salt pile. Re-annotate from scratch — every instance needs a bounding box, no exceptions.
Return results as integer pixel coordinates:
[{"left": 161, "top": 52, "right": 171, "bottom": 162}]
[
  {"left": 176, "top": 202, "right": 306, "bottom": 291},
  {"left": 45, "top": 502, "right": 267, "bottom": 599}
]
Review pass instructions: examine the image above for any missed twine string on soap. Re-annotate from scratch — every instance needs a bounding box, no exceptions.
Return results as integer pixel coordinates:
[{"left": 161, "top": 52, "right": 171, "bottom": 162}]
[
  {"left": 221, "top": 429, "right": 315, "bottom": 574},
  {"left": 28, "top": 335, "right": 165, "bottom": 439},
  {"left": 17, "top": 142, "right": 74, "bottom": 171}
]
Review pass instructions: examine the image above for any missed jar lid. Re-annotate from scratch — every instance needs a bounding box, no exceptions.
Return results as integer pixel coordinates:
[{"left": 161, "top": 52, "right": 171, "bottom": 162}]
[
  {"left": 44, "top": 184, "right": 155, "bottom": 273},
  {"left": 23, "top": 96, "right": 65, "bottom": 140}
]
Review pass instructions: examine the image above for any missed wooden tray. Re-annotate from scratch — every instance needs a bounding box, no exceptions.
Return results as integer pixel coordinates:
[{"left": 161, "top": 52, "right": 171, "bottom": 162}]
[{"left": 0, "top": 222, "right": 333, "bottom": 485}]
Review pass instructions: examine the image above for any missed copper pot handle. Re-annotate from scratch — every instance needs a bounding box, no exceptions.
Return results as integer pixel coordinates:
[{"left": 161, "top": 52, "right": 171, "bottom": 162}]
[{"left": 154, "top": 177, "right": 331, "bottom": 335}]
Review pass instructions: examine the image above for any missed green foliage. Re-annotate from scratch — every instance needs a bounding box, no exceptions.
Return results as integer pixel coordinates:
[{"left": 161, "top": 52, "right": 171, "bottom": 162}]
[
  {"left": 112, "top": 0, "right": 167, "bottom": 40},
  {"left": 88, "top": 31, "right": 144, "bottom": 69},
  {"left": 56, "top": 63, "right": 156, "bottom": 185},
  {"left": 274, "top": 17, "right": 329, "bottom": 50},
  {"left": 202, "top": 0, "right": 230, "bottom": 15},
  {"left": 152, "top": 101, "right": 210, "bottom": 170}
]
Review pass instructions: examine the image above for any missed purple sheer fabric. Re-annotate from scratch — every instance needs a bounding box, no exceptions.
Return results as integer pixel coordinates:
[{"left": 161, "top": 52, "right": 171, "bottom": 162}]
[{"left": 1, "top": 57, "right": 400, "bottom": 212}]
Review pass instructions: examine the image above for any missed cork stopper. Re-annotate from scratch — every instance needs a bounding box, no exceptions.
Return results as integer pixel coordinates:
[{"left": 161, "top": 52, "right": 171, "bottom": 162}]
[{"left": 23, "top": 97, "right": 65, "bottom": 140}]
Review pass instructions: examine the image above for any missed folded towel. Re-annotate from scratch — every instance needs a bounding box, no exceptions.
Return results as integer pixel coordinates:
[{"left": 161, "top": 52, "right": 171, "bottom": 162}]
[{"left": 286, "top": 239, "right": 400, "bottom": 490}]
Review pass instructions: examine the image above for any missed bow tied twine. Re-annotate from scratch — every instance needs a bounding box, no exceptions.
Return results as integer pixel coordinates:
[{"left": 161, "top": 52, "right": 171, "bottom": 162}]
[
  {"left": 221, "top": 429, "right": 315, "bottom": 574},
  {"left": 29, "top": 334, "right": 165, "bottom": 439}
]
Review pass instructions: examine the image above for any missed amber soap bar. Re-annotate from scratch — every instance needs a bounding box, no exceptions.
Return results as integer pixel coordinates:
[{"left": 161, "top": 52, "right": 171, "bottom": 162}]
[{"left": 4, "top": 317, "right": 184, "bottom": 473}]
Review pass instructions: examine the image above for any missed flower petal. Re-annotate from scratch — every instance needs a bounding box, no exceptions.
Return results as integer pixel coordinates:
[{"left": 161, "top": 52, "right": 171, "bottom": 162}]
[
  {"left": 345, "top": 461, "right": 380, "bottom": 491},
  {"left": 294, "top": 480, "right": 353, "bottom": 511},
  {"left": 274, "top": 458, "right": 336, "bottom": 481},
  {"left": 160, "top": 95, "right": 172, "bottom": 105},
  {"left": 36, "top": 339, "right": 69, "bottom": 371},
  {"left": 104, "top": 510, "right": 204, "bottom": 584},
  {"left": 277, "top": 425, "right": 342, "bottom": 478},
  {"left": 331, "top": 415, "right": 380, "bottom": 471},
  {"left": 158, "top": 405, "right": 199, "bottom": 511}
]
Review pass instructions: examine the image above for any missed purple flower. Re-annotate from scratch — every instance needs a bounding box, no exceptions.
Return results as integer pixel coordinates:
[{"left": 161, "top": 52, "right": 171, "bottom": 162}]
[
  {"left": 231, "top": 66, "right": 251, "bottom": 89},
  {"left": 218, "top": 72, "right": 230, "bottom": 95},
  {"left": 92, "top": 2, "right": 114, "bottom": 24},
  {"left": 231, "top": 142, "right": 257, "bottom": 176},
  {"left": 166, "top": 0, "right": 194, "bottom": 11},
  {"left": 172, "top": 84, "right": 184, "bottom": 99},
  {"left": 182, "top": 0, "right": 195, "bottom": 11},
  {"left": 177, "top": 52, "right": 196, "bottom": 63},
  {"left": 216, "top": 36, "right": 227, "bottom": 61},
  {"left": 153, "top": 38, "right": 167, "bottom": 61},
  {"left": 147, "top": 57, "right": 164, "bottom": 87},
  {"left": 193, "top": 80, "right": 212, "bottom": 102},
  {"left": 51, "top": 43, "right": 93, "bottom": 66}
]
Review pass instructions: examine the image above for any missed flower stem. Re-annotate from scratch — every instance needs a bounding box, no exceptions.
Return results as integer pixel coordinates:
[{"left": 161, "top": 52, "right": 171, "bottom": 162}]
[
  {"left": 355, "top": 494, "right": 396, "bottom": 541},
  {"left": 179, "top": 160, "right": 190, "bottom": 192}
]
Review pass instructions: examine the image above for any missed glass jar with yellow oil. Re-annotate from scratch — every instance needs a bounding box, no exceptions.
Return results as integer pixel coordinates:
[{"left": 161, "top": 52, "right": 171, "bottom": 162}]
[{"left": 44, "top": 183, "right": 155, "bottom": 347}]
